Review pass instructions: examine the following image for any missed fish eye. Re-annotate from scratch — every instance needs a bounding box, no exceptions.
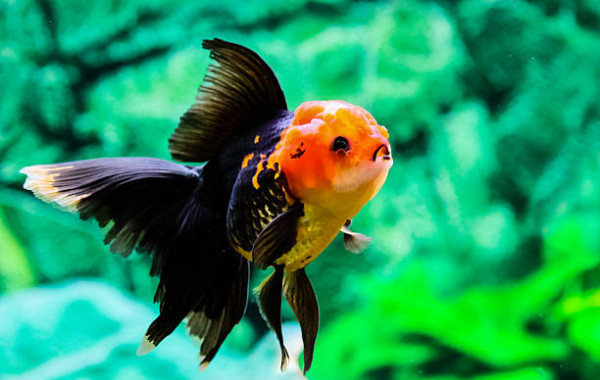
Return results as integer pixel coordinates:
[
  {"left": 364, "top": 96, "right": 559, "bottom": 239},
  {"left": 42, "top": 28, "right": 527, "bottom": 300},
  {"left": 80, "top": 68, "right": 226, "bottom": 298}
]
[{"left": 332, "top": 136, "right": 350, "bottom": 152}]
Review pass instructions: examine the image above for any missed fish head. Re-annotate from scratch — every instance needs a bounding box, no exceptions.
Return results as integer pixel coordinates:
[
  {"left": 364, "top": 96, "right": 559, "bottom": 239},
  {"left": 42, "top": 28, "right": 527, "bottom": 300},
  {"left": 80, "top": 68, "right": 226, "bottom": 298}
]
[{"left": 269, "top": 100, "right": 393, "bottom": 218}]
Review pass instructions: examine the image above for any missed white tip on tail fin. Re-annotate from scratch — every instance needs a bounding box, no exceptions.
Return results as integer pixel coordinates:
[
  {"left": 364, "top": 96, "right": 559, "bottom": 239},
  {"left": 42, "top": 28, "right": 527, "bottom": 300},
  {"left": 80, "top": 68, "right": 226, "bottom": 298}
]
[
  {"left": 198, "top": 360, "right": 210, "bottom": 372},
  {"left": 281, "top": 354, "right": 289, "bottom": 371},
  {"left": 136, "top": 335, "right": 156, "bottom": 356},
  {"left": 19, "top": 164, "right": 84, "bottom": 212}
]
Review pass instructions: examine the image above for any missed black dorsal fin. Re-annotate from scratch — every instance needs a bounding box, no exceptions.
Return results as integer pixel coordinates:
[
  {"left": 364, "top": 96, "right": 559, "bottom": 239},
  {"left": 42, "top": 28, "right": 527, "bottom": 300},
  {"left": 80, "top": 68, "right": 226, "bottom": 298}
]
[{"left": 169, "top": 38, "right": 288, "bottom": 163}]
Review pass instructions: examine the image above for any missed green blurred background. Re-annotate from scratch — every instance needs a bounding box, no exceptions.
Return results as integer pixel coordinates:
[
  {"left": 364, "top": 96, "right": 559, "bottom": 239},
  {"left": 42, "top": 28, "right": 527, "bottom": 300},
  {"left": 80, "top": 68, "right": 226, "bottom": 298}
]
[{"left": 1, "top": 0, "right": 600, "bottom": 379}]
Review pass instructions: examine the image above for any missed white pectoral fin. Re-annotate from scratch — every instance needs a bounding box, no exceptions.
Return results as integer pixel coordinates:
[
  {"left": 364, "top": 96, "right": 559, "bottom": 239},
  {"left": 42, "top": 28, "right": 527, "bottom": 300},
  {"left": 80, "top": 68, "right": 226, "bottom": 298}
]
[{"left": 341, "top": 224, "right": 372, "bottom": 253}]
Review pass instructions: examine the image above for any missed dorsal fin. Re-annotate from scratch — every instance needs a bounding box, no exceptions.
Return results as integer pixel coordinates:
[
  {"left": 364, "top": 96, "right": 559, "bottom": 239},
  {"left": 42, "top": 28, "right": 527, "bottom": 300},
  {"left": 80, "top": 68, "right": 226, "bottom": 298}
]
[{"left": 169, "top": 38, "right": 288, "bottom": 162}]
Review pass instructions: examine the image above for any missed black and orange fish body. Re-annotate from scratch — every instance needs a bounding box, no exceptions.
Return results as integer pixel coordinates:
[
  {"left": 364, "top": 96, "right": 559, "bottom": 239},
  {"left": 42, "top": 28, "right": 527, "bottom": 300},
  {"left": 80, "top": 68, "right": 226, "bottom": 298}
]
[
  {"left": 220, "top": 115, "right": 296, "bottom": 251},
  {"left": 21, "top": 39, "right": 392, "bottom": 374}
]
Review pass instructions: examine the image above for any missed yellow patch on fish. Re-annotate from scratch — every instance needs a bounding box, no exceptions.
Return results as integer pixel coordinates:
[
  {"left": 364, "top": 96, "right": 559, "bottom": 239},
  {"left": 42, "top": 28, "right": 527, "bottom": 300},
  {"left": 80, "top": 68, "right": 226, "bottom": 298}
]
[
  {"left": 251, "top": 154, "right": 267, "bottom": 190},
  {"left": 274, "top": 203, "right": 345, "bottom": 271},
  {"left": 241, "top": 153, "right": 254, "bottom": 169},
  {"left": 254, "top": 135, "right": 260, "bottom": 144}
]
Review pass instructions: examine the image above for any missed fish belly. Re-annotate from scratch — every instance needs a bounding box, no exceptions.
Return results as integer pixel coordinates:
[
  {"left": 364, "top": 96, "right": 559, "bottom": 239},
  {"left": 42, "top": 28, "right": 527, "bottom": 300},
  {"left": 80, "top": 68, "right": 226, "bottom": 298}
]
[{"left": 274, "top": 205, "right": 344, "bottom": 271}]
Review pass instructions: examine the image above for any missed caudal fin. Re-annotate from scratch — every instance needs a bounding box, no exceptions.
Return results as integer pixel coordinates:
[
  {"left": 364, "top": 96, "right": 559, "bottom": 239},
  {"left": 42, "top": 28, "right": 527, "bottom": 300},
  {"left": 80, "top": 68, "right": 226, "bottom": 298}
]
[
  {"left": 187, "top": 258, "right": 249, "bottom": 369},
  {"left": 21, "top": 157, "right": 202, "bottom": 258},
  {"left": 21, "top": 157, "right": 247, "bottom": 363}
]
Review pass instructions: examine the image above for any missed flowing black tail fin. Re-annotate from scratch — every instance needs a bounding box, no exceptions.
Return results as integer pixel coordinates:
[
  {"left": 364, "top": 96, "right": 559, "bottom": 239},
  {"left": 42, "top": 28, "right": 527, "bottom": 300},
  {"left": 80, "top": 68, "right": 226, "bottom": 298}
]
[
  {"left": 186, "top": 258, "right": 249, "bottom": 369},
  {"left": 21, "top": 157, "right": 247, "bottom": 364}
]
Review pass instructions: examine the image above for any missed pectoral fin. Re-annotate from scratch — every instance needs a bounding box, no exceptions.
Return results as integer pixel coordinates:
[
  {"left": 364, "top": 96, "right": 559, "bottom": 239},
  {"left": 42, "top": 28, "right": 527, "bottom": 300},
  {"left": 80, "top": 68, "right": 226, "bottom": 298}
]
[
  {"left": 252, "top": 203, "right": 304, "bottom": 269},
  {"left": 255, "top": 266, "right": 289, "bottom": 370},
  {"left": 283, "top": 268, "right": 319, "bottom": 375},
  {"left": 341, "top": 219, "right": 372, "bottom": 253}
]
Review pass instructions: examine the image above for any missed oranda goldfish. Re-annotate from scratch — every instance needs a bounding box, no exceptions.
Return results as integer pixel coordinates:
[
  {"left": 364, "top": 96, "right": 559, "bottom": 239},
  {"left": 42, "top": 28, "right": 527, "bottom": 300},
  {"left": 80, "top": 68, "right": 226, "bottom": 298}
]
[{"left": 20, "top": 39, "right": 392, "bottom": 374}]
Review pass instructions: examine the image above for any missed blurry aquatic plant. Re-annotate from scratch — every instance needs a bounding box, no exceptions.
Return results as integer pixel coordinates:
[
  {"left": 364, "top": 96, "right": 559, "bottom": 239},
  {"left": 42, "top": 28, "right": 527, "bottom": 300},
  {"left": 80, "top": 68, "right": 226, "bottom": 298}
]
[
  {"left": 311, "top": 215, "right": 600, "bottom": 380},
  {"left": 0, "top": 207, "right": 35, "bottom": 291},
  {"left": 1, "top": 0, "right": 600, "bottom": 378}
]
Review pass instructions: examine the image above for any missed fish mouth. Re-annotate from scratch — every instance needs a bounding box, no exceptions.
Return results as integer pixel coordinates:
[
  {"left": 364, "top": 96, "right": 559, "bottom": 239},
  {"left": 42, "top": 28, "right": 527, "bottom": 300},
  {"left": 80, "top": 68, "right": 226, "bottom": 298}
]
[{"left": 372, "top": 144, "right": 392, "bottom": 162}]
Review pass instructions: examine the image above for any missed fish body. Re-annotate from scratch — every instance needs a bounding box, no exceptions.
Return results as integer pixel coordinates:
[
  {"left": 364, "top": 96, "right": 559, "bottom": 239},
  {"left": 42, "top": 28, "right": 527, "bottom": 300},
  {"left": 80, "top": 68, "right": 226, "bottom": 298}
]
[
  {"left": 224, "top": 100, "right": 391, "bottom": 271},
  {"left": 20, "top": 39, "right": 392, "bottom": 374}
]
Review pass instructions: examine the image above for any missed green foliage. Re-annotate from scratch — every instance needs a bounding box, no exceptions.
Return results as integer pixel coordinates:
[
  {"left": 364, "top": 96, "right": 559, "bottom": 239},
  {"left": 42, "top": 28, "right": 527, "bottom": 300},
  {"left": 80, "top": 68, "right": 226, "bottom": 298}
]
[
  {"left": 1, "top": 0, "right": 600, "bottom": 379},
  {"left": 0, "top": 281, "right": 283, "bottom": 380},
  {"left": 312, "top": 216, "right": 600, "bottom": 379},
  {"left": 0, "top": 207, "right": 35, "bottom": 291}
]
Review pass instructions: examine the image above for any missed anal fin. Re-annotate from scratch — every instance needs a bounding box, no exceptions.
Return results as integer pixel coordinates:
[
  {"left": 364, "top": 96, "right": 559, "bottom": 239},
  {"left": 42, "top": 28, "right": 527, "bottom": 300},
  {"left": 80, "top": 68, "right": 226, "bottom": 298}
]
[
  {"left": 283, "top": 268, "right": 319, "bottom": 375},
  {"left": 255, "top": 266, "right": 289, "bottom": 370}
]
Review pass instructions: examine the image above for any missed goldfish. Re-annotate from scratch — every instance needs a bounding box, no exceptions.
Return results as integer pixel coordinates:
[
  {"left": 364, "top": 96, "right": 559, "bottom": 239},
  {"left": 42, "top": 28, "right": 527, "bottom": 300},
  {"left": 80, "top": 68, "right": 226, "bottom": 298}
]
[{"left": 20, "top": 39, "right": 392, "bottom": 374}]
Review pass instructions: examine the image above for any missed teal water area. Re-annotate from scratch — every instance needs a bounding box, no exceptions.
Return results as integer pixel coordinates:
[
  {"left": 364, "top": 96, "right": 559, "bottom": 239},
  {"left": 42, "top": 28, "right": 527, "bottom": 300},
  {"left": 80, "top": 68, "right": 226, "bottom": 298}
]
[
  {"left": 0, "top": 280, "right": 304, "bottom": 379},
  {"left": 1, "top": 1, "right": 600, "bottom": 379}
]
